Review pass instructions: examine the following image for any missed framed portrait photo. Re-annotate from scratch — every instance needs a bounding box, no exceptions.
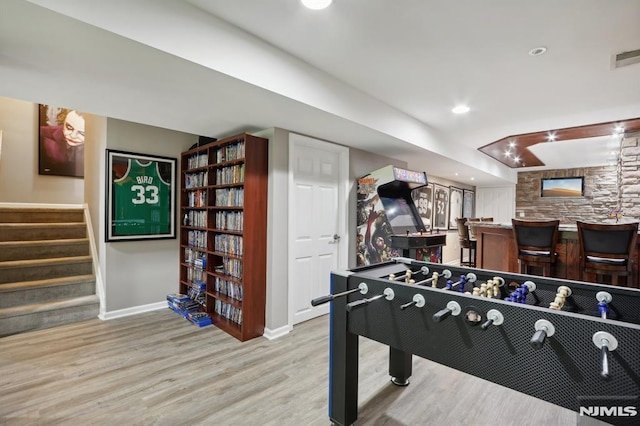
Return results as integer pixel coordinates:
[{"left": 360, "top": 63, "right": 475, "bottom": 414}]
[
  {"left": 106, "top": 149, "right": 177, "bottom": 242},
  {"left": 38, "top": 104, "right": 86, "bottom": 178},
  {"left": 432, "top": 183, "right": 449, "bottom": 231},
  {"left": 411, "top": 183, "right": 433, "bottom": 230},
  {"left": 448, "top": 186, "right": 464, "bottom": 229}
]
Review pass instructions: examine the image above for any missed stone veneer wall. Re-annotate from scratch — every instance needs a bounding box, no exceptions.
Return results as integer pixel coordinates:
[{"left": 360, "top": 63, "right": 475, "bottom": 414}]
[{"left": 515, "top": 132, "right": 640, "bottom": 225}]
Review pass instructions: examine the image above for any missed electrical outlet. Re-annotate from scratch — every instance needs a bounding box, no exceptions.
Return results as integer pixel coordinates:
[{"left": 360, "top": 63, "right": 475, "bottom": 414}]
[{"left": 519, "top": 211, "right": 525, "bottom": 217}]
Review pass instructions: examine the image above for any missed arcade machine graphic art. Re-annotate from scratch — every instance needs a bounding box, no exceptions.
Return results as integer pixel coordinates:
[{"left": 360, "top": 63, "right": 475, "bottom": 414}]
[{"left": 356, "top": 166, "right": 446, "bottom": 266}]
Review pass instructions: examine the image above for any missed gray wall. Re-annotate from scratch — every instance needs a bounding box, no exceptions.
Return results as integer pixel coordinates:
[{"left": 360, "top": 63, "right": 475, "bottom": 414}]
[
  {"left": 100, "top": 118, "right": 196, "bottom": 312},
  {"left": 0, "top": 96, "right": 84, "bottom": 204},
  {"left": 254, "top": 127, "right": 290, "bottom": 334}
]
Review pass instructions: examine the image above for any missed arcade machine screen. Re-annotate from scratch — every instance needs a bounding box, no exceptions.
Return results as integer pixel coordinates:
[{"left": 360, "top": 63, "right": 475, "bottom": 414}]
[{"left": 379, "top": 196, "right": 422, "bottom": 235}]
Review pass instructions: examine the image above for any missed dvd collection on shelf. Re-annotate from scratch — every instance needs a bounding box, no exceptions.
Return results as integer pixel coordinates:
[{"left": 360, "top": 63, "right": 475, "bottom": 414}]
[
  {"left": 215, "top": 211, "right": 243, "bottom": 231},
  {"left": 185, "top": 170, "right": 208, "bottom": 188},
  {"left": 216, "top": 164, "right": 244, "bottom": 185},
  {"left": 179, "top": 133, "right": 267, "bottom": 341}
]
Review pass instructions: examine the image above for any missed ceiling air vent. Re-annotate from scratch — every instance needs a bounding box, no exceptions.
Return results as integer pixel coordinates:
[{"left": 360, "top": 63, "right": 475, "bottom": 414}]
[{"left": 614, "top": 48, "right": 640, "bottom": 68}]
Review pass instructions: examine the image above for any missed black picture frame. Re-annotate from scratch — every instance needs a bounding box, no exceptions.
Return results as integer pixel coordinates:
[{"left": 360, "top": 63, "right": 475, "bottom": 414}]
[
  {"left": 411, "top": 183, "right": 433, "bottom": 230},
  {"left": 432, "top": 183, "right": 449, "bottom": 231},
  {"left": 540, "top": 176, "right": 585, "bottom": 197},
  {"left": 106, "top": 149, "right": 177, "bottom": 242},
  {"left": 463, "top": 189, "right": 475, "bottom": 218},
  {"left": 38, "top": 104, "right": 86, "bottom": 178},
  {"left": 448, "top": 186, "right": 464, "bottom": 229}
]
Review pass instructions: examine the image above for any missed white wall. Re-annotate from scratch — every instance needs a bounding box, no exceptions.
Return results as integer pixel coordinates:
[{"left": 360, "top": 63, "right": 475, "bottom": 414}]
[{"left": 0, "top": 96, "right": 83, "bottom": 204}]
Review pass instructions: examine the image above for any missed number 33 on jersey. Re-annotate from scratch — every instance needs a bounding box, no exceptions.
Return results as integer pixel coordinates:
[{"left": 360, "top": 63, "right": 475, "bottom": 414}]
[{"left": 113, "top": 160, "right": 171, "bottom": 236}]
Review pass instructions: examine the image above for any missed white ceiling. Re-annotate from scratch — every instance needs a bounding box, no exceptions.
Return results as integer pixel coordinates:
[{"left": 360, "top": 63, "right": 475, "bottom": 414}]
[{"left": 1, "top": 0, "right": 639, "bottom": 185}]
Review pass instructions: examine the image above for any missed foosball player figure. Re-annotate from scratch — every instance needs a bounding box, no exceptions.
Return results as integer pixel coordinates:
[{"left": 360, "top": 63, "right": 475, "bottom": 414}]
[{"left": 549, "top": 285, "right": 572, "bottom": 310}]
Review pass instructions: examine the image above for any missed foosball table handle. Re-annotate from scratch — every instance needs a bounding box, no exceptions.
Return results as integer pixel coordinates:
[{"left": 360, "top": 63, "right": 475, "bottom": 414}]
[
  {"left": 433, "top": 308, "right": 453, "bottom": 322},
  {"left": 432, "top": 301, "right": 461, "bottom": 323},
  {"left": 530, "top": 330, "right": 547, "bottom": 349},
  {"left": 592, "top": 331, "right": 618, "bottom": 380},
  {"left": 530, "top": 319, "right": 555, "bottom": 350},
  {"left": 311, "top": 283, "right": 368, "bottom": 306}
]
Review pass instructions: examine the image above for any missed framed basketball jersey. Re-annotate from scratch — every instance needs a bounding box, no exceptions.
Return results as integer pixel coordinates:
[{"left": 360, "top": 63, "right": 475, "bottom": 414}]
[{"left": 106, "top": 150, "right": 177, "bottom": 242}]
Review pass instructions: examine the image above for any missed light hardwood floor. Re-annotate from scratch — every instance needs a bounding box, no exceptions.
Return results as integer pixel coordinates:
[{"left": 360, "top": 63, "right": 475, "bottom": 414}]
[{"left": 0, "top": 309, "right": 604, "bottom": 425}]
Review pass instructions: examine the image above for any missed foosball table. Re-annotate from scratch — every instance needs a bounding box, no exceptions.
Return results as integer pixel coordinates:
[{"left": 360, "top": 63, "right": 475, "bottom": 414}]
[{"left": 314, "top": 258, "right": 640, "bottom": 425}]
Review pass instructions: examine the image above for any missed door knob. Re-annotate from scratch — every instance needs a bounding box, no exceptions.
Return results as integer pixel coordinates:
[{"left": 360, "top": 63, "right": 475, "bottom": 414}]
[{"left": 329, "top": 234, "right": 341, "bottom": 244}]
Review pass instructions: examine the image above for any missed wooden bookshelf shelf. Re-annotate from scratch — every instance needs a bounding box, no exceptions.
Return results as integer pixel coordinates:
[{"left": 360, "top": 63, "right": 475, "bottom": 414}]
[{"left": 179, "top": 133, "right": 267, "bottom": 341}]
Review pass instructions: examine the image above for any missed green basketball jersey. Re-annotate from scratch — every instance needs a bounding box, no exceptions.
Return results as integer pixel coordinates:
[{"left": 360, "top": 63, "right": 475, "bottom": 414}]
[{"left": 113, "top": 160, "right": 171, "bottom": 236}]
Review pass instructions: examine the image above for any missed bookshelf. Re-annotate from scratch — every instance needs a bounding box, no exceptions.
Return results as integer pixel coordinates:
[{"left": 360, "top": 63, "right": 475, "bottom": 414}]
[{"left": 179, "top": 133, "right": 268, "bottom": 341}]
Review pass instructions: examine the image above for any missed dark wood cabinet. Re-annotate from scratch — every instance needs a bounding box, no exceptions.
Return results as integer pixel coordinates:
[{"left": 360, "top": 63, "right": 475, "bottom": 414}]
[{"left": 179, "top": 133, "right": 268, "bottom": 341}]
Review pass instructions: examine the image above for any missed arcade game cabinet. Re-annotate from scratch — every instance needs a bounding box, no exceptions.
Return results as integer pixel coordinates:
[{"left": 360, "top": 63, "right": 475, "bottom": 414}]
[{"left": 356, "top": 165, "right": 446, "bottom": 266}]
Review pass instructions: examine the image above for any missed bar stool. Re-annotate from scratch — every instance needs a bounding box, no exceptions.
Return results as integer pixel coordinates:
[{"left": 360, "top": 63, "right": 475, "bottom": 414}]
[
  {"left": 456, "top": 217, "right": 476, "bottom": 267},
  {"left": 467, "top": 217, "right": 481, "bottom": 241},
  {"left": 577, "top": 221, "right": 639, "bottom": 287},
  {"left": 512, "top": 219, "right": 560, "bottom": 277}
]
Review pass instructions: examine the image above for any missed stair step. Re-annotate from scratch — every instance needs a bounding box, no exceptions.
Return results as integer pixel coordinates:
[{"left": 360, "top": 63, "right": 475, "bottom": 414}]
[
  {"left": 0, "top": 238, "right": 90, "bottom": 261},
  {"left": 0, "top": 295, "right": 99, "bottom": 337},
  {"left": 0, "top": 223, "right": 87, "bottom": 242},
  {"left": 0, "top": 256, "right": 93, "bottom": 284},
  {"left": 0, "top": 207, "right": 84, "bottom": 223},
  {"left": 0, "top": 274, "right": 96, "bottom": 309}
]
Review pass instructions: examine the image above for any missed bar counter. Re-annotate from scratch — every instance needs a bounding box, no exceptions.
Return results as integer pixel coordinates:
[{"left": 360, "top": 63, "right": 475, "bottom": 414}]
[{"left": 472, "top": 222, "right": 640, "bottom": 288}]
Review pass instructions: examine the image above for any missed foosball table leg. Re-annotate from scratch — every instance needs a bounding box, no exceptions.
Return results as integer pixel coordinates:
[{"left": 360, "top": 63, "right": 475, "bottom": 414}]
[
  {"left": 328, "top": 271, "right": 359, "bottom": 426},
  {"left": 389, "top": 347, "right": 412, "bottom": 386}
]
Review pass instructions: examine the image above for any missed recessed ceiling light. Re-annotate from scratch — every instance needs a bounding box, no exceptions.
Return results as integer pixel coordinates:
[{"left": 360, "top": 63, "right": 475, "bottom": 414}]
[
  {"left": 547, "top": 133, "right": 556, "bottom": 141},
  {"left": 452, "top": 105, "right": 470, "bottom": 114},
  {"left": 529, "top": 46, "right": 547, "bottom": 56},
  {"left": 301, "top": 0, "right": 333, "bottom": 10},
  {"left": 509, "top": 140, "right": 516, "bottom": 148},
  {"left": 470, "top": 177, "right": 475, "bottom": 181}
]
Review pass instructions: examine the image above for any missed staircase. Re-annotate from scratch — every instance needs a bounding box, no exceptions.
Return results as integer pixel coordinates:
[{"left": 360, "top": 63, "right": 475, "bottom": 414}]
[{"left": 0, "top": 206, "right": 99, "bottom": 337}]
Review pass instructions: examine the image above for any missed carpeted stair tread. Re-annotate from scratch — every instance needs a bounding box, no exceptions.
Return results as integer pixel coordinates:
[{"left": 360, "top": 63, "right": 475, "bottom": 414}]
[
  {"left": 0, "top": 295, "right": 99, "bottom": 319},
  {"left": 0, "top": 274, "right": 95, "bottom": 292},
  {"left": 0, "top": 238, "right": 89, "bottom": 247},
  {"left": 0, "top": 255, "right": 92, "bottom": 269},
  {"left": 0, "top": 238, "right": 90, "bottom": 261},
  {"left": 0, "top": 222, "right": 85, "bottom": 227},
  {"left": 0, "top": 208, "right": 84, "bottom": 223},
  {"left": 0, "top": 222, "right": 87, "bottom": 242}
]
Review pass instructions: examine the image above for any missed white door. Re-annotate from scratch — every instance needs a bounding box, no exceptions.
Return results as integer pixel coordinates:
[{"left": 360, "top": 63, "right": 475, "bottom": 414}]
[{"left": 289, "top": 133, "right": 348, "bottom": 325}]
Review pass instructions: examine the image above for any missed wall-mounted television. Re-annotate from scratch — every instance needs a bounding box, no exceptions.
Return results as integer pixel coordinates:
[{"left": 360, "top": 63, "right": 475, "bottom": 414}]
[{"left": 540, "top": 177, "right": 584, "bottom": 198}]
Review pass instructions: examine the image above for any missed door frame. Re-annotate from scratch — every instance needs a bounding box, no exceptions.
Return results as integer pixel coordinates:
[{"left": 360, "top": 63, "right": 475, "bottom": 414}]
[{"left": 287, "top": 133, "right": 349, "bottom": 328}]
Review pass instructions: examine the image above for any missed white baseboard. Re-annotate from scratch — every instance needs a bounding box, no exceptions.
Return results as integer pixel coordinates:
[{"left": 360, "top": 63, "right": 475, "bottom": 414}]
[
  {"left": 100, "top": 301, "right": 167, "bottom": 320},
  {"left": 262, "top": 324, "right": 292, "bottom": 340}
]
